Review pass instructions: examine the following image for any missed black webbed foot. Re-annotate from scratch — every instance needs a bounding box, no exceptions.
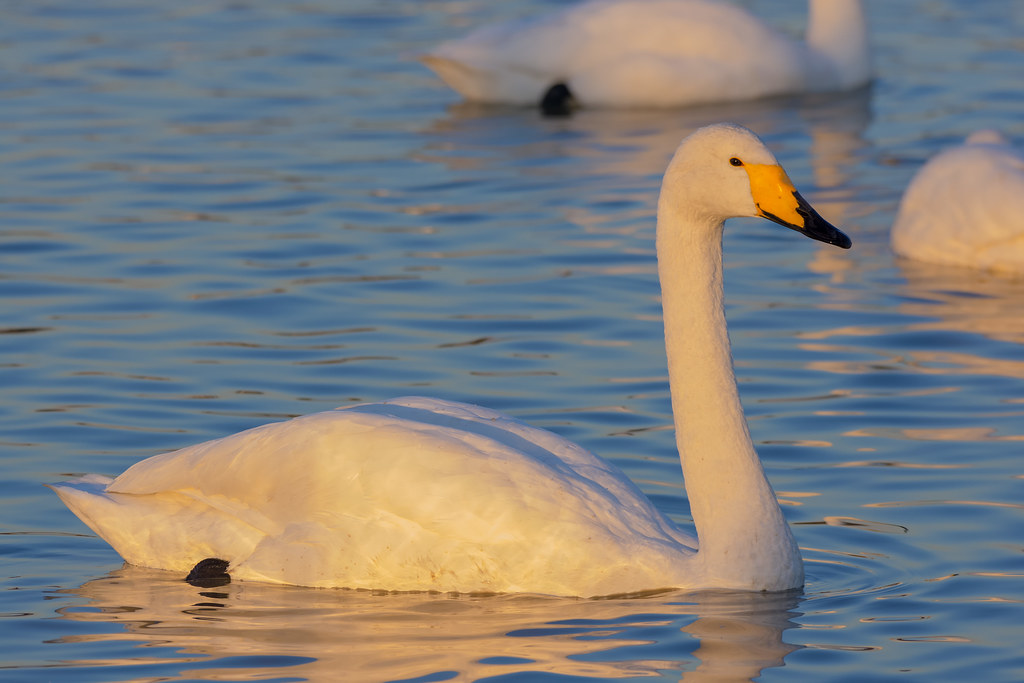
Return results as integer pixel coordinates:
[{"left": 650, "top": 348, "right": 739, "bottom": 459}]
[
  {"left": 540, "top": 83, "right": 577, "bottom": 117},
  {"left": 186, "top": 558, "right": 231, "bottom": 588}
]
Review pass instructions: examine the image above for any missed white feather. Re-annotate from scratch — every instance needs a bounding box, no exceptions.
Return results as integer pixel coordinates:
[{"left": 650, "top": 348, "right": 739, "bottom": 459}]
[
  {"left": 422, "top": 0, "right": 870, "bottom": 108},
  {"left": 892, "top": 131, "right": 1024, "bottom": 273}
]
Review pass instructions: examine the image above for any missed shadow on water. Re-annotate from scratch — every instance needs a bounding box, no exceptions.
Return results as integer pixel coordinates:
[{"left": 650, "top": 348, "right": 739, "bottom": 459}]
[{"left": 52, "top": 566, "right": 807, "bottom": 682}]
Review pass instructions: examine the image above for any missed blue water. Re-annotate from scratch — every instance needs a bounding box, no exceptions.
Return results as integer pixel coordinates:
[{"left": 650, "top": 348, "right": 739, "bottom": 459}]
[{"left": 2, "top": 0, "right": 1023, "bottom": 680}]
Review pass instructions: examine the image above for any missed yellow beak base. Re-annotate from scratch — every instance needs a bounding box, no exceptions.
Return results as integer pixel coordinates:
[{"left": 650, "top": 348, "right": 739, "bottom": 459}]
[
  {"left": 747, "top": 164, "right": 804, "bottom": 227},
  {"left": 745, "top": 163, "right": 852, "bottom": 249}
]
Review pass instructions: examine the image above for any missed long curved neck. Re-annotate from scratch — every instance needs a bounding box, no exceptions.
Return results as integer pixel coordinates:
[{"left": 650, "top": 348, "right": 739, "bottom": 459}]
[
  {"left": 656, "top": 200, "right": 802, "bottom": 590},
  {"left": 806, "top": 0, "right": 870, "bottom": 89}
]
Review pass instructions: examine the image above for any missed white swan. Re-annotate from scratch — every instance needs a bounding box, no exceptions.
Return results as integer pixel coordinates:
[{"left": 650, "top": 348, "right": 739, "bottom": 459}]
[
  {"left": 891, "top": 130, "right": 1024, "bottom": 274},
  {"left": 422, "top": 0, "right": 870, "bottom": 111},
  {"left": 51, "top": 123, "right": 851, "bottom": 597}
]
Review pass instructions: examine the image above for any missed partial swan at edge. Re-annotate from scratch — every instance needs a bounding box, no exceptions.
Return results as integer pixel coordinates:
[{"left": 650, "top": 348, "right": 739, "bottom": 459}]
[{"left": 892, "top": 130, "right": 1024, "bottom": 274}]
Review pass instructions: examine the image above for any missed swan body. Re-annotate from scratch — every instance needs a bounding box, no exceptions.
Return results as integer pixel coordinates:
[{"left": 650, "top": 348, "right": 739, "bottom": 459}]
[
  {"left": 52, "top": 123, "right": 851, "bottom": 596},
  {"left": 422, "top": 0, "right": 870, "bottom": 109},
  {"left": 891, "top": 130, "right": 1024, "bottom": 274}
]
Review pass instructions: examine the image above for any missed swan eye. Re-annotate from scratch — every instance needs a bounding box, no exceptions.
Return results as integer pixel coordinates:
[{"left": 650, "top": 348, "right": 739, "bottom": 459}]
[{"left": 729, "top": 157, "right": 743, "bottom": 167}]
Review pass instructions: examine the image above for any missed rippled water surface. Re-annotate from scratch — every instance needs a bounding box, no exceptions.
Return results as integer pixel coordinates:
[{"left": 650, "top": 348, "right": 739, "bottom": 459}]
[{"left": 2, "top": 1, "right": 1023, "bottom": 680}]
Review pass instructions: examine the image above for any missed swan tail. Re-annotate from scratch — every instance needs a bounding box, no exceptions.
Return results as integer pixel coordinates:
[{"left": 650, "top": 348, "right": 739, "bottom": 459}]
[
  {"left": 420, "top": 54, "right": 491, "bottom": 100},
  {"left": 420, "top": 54, "right": 549, "bottom": 105},
  {"left": 49, "top": 477, "right": 262, "bottom": 575},
  {"left": 48, "top": 476, "right": 121, "bottom": 545}
]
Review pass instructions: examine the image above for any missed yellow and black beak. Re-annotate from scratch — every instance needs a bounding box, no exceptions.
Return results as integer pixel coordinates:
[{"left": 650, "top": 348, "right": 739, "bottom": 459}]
[{"left": 746, "top": 164, "right": 852, "bottom": 249}]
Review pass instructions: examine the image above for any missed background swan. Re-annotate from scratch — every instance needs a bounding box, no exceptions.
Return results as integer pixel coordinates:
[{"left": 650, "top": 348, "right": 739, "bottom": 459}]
[
  {"left": 52, "top": 123, "right": 851, "bottom": 597},
  {"left": 422, "top": 0, "right": 870, "bottom": 110},
  {"left": 891, "top": 130, "right": 1024, "bottom": 274}
]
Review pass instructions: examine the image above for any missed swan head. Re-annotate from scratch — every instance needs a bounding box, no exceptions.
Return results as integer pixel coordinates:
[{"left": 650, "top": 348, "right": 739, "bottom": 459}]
[{"left": 661, "top": 123, "right": 852, "bottom": 249}]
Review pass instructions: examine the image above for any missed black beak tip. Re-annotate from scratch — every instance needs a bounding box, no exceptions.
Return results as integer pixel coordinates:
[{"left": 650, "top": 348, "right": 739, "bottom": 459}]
[
  {"left": 829, "top": 230, "right": 853, "bottom": 250},
  {"left": 807, "top": 221, "right": 852, "bottom": 250},
  {"left": 793, "top": 192, "right": 852, "bottom": 250}
]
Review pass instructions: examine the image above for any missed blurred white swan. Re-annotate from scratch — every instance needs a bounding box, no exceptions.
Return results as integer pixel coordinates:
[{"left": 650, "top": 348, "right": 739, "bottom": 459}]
[
  {"left": 892, "top": 130, "right": 1024, "bottom": 274},
  {"left": 52, "top": 123, "right": 850, "bottom": 597},
  {"left": 422, "top": 0, "right": 870, "bottom": 111}
]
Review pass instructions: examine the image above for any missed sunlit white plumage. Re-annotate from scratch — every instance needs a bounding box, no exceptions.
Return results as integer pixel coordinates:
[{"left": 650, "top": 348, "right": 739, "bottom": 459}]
[
  {"left": 892, "top": 130, "right": 1024, "bottom": 273},
  {"left": 52, "top": 123, "right": 851, "bottom": 597},
  {"left": 422, "top": 0, "right": 870, "bottom": 108}
]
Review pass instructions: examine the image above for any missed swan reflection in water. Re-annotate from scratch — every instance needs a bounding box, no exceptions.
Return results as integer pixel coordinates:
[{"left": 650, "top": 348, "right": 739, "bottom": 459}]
[
  {"left": 423, "top": 86, "right": 873, "bottom": 183},
  {"left": 806, "top": 245, "right": 1024, "bottom": 383},
  {"left": 55, "top": 567, "right": 801, "bottom": 682}
]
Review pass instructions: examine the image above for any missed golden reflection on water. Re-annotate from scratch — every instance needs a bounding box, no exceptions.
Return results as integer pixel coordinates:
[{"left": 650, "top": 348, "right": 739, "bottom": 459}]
[
  {"left": 847, "top": 426, "right": 1024, "bottom": 442},
  {"left": 864, "top": 499, "right": 1024, "bottom": 511},
  {"left": 896, "top": 259, "right": 1024, "bottom": 346},
  {"left": 57, "top": 567, "right": 802, "bottom": 682},
  {"left": 801, "top": 210, "right": 1024, "bottom": 389}
]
